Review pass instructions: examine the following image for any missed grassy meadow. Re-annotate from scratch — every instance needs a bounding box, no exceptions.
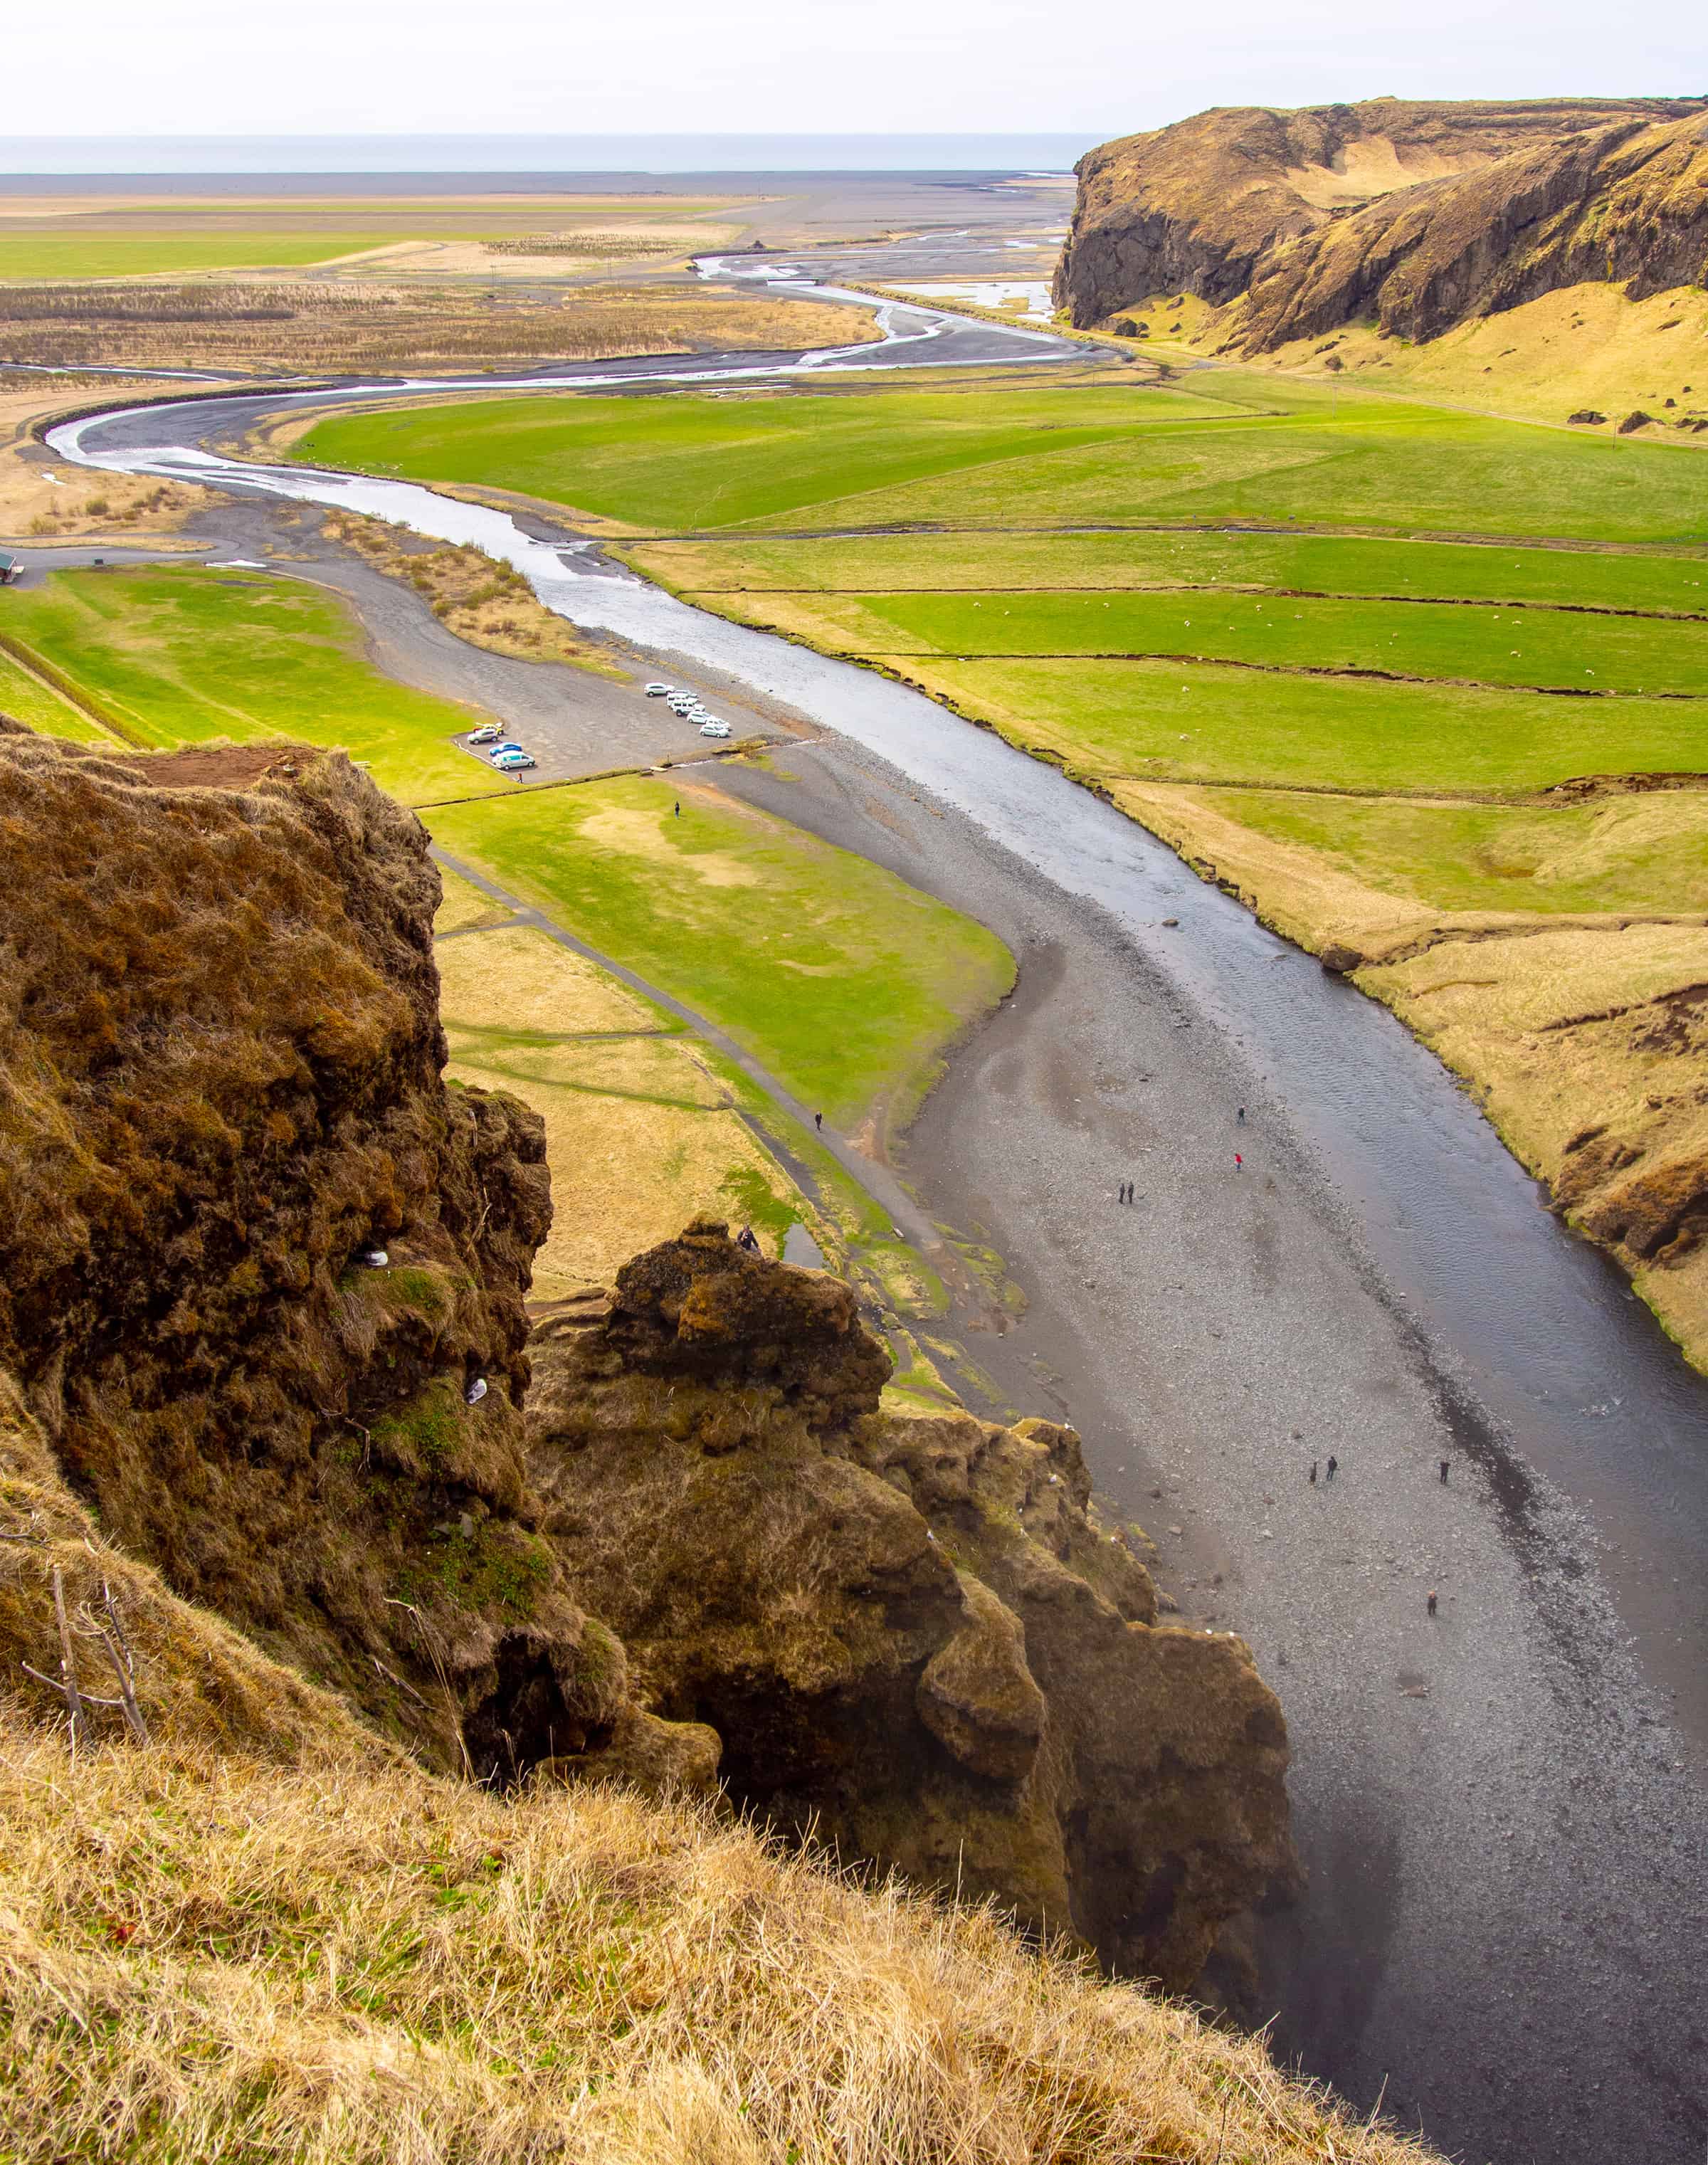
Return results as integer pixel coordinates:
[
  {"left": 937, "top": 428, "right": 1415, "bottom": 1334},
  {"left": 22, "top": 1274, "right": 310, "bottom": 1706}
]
[
  {"left": 0, "top": 556, "right": 1004, "bottom": 1339},
  {"left": 295, "top": 377, "right": 1708, "bottom": 542},
  {"left": 0, "top": 566, "right": 505, "bottom": 804},
  {"left": 0, "top": 234, "right": 406, "bottom": 280},
  {"left": 427, "top": 775, "right": 1014, "bottom": 1131}
]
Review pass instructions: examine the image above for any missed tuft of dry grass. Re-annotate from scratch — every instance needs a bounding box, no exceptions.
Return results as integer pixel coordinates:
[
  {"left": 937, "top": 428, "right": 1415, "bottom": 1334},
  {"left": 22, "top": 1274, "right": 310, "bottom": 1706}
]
[
  {"left": 0, "top": 1710, "right": 1440, "bottom": 2165},
  {"left": 320, "top": 510, "right": 621, "bottom": 676}
]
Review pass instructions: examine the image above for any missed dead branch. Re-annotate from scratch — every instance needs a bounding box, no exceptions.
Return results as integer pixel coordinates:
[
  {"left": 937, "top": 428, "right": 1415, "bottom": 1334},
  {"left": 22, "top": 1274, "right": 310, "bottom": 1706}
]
[
  {"left": 51, "top": 1565, "right": 87, "bottom": 1748},
  {"left": 21, "top": 1662, "right": 124, "bottom": 1712},
  {"left": 91, "top": 1580, "right": 150, "bottom": 1744}
]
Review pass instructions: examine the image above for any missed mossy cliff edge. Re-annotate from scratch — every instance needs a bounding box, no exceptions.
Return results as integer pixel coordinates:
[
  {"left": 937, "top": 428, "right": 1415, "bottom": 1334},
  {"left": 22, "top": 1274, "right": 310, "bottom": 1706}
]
[{"left": 0, "top": 725, "right": 1288, "bottom": 2000}]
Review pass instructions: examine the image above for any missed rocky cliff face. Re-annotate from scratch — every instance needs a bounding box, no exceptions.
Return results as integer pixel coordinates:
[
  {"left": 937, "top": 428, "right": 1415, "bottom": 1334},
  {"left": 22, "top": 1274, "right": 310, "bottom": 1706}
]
[
  {"left": 1, "top": 727, "right": 1290, "bottom": 1994},
  {"left": 527, "top": 1221, "right": 1293, "bottom": 1991},
  {"left": 0, "top": 727, "right": 702, "bottom": 1789},
  {"left": 1055, "top": 97, "right": 1708, "bottom": 347}
]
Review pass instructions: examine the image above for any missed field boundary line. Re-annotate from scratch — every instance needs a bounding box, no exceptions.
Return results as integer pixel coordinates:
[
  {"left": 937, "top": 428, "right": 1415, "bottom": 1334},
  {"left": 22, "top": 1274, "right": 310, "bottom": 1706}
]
[
  {"left": 428, "top": 843, "right": 940, "bottom": 1256},
  {"left": 675, "top": 584, "right": 1708, "bottom": 624},
  {"left": 0, "top": 629, "right": 139, "bottom": 745}
]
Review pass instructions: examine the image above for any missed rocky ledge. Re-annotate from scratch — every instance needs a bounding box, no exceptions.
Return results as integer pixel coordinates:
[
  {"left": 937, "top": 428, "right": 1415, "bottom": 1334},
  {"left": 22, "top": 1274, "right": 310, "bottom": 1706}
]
[{"left": 527, "top": 1219, "right": 1294, "bottom": 1991}]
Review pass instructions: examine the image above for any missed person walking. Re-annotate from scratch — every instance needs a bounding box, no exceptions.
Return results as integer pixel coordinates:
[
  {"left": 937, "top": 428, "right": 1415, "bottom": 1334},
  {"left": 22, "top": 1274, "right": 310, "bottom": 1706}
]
[
  {"left": 1440, "top": 1459, "right": 1450, "bottom": 1483},
  {"left": 814, "top": 1111, "right": 823, "bottom": 1131},
  {"left": 1326, "top": 1455, "right": 1338, "bottom": 1482},
  {"left": 1427, "top": 1590, "right": 1438, "bottom": 1618},
  {"left": 1234, "top": 1152, "right": 1243, "bottom": 1171},
  {"left": 674, "top": 801, "right": 681, "bottom": 816},
  {"left": 1237, "top": 1107, "right": 1245, "bottom": 1124}
]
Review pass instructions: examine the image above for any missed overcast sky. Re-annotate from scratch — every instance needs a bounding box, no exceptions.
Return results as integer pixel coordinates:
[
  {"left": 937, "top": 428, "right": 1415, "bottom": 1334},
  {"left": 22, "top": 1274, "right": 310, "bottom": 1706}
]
[{"left": 6, "top": 0, "right": 1704, "bottom": 140}]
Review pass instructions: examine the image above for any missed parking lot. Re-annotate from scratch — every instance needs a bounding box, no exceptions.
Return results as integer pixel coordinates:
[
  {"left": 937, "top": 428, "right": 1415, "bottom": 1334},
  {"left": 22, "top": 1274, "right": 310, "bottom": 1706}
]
[{"left": 450, "top": 665, "right": 781, "bottom": 789}]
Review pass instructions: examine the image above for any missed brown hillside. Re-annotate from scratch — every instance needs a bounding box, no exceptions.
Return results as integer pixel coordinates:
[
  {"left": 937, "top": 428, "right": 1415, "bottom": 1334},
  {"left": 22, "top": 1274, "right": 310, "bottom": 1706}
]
[{"left": 1055, "top": 96, "right": 1708, "bottom": 344}]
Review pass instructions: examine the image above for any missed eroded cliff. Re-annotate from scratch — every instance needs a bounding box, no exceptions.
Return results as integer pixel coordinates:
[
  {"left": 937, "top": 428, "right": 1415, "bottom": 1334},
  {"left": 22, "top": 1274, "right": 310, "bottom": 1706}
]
[
  {"left": 527, "top": 1220, "right": 1292, "bottom": 1991},
  {"left": 0, "top": 726, "right": 704, "bottom": 1789},
  {"left": 1055, "top": 97, "right": 1708, "bottom": 348},
  {"left": 0, "top": 727, "right": 1290, "bottom": 1996}
]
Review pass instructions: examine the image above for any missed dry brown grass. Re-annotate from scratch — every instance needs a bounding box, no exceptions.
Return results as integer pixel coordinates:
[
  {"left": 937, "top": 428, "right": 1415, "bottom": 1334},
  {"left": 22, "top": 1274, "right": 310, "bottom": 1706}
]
[
  {"left": 321, "top": 510, "right": 621, "bottom": 675},
  {"left": 0, "top": 1708, "right": 1439, "bottom": 2165},
  {"left": 1175, "top": 280, "right": 1708, "bottom": 436},
  {"left": 0, "top": 281, "right": 877, "bottom": 379},
  {"left": 434, "top": 923, "right": 813, "bottom": 1295},
  {"left": 433, "top": 864, "right": 521, "bottom": 935},
  {"left": 1364, "top": 923, "right": 1708, "bottom": 1365},
  {"left": 0, "top": 379, "right": 211, "bottom": 543}
]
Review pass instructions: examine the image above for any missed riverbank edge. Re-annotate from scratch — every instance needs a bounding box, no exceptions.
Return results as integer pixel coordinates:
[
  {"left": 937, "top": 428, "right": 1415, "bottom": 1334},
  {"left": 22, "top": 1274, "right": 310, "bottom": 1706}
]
[{"left": 612, "top": 542, "right": 1708, "bottom": 1379}]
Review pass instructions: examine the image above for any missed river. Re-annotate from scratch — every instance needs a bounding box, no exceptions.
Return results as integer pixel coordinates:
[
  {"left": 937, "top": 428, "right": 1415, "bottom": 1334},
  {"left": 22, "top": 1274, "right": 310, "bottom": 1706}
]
[{"left": 49, "top": 292, "right": 1708, "bottom": 2164}]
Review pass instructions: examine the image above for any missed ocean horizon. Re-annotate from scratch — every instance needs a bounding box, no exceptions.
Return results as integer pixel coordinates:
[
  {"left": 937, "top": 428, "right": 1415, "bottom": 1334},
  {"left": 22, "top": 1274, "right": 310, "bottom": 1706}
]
[{"left": 0, "top": 132, "right": 1100, "bottom": 177}]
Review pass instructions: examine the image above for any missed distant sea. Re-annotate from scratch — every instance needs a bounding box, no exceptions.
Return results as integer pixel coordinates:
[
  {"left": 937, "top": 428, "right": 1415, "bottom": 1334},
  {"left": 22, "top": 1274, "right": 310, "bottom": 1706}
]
[{"left": 0, "top": 134, "right": 1100, "bottom": 177}]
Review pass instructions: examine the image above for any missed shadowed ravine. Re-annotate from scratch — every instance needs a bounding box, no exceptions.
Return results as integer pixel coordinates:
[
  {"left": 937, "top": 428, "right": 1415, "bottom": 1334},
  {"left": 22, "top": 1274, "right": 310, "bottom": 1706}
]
[{"left": 53, "top": 297, "right": 1708, "bottom": 2165}]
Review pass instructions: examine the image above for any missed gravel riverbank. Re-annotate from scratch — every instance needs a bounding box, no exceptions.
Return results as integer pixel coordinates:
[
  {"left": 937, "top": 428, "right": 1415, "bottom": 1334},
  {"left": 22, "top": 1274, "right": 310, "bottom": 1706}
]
[{"left": 709, "top": 736, "right": 1708, "bottom": 2165}]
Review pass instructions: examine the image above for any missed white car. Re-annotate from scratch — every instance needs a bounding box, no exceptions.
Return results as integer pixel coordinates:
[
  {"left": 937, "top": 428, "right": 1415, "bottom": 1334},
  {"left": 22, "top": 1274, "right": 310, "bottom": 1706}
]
[
  {"left": 644, "top": 683, "right": 673, "bottom": 697},
  {"left": 699, "top": 719, "right": 731, "bottom": 739},
  {"left": 668, "top": 697, "right": 696, "bottom": 715},
  {"left": 467, "top": 722, "right": 505, "bottom": 745},
  {"left": 492, "top": 748, "right": 537, "bottom": 771}
]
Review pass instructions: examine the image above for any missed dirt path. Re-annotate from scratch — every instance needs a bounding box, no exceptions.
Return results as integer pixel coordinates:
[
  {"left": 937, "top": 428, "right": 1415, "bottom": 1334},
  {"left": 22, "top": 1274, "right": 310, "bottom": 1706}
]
[{"left": 707, "top": 736, "right": 1708, "bottom": 2165}]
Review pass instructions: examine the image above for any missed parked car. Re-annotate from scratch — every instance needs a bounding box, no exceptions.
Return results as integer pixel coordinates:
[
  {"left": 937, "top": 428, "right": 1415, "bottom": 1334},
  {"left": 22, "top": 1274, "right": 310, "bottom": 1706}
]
[
  {"left": 492, "top": 749, "right": 537, "bottom": 771},
  {"left": 485, "top": 741, "right": 524, "bottom": 759},
  {"left": 467, "top": 722, "right": 505, "bottom": 744},
  {"left": 644, "top": 682, "right": 673, "bottom": 697},
  {"left": 699, "top": 720, "right": 732, "bottom": 739}
]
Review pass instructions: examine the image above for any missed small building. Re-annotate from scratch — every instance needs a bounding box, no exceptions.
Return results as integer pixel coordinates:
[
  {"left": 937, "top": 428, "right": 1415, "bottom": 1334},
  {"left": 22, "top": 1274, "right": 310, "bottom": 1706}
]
[{"left": 0, "top": 553, "right": 17, "bottom": 586}]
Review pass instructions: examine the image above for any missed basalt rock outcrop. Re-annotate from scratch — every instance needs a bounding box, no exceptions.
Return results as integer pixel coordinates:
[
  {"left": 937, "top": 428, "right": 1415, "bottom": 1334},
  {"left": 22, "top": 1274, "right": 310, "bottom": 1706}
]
[
  {"left": 1055, "top": 97, "right": 1708, "bottom": 349},
  {"left": 526, "top": 1221, "right": 1294, "bottom": 1991},
  {"left": 0, "top": 726, "right": 707, "bottom": 1791}
]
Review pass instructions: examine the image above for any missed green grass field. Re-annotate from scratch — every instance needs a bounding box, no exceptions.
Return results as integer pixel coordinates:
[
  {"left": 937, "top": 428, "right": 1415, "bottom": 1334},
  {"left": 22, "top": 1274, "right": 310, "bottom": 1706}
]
[
  {"left": 717, "top": 585, "right": 1708, "bottom": 695},
  {"left": 0, "top": 235, "right": 407, "bottom": 281},
  {"left": 295, "top": 381, "right": 1708, "bottom": 543},
  {"left": 292, "top": 384, "right": 1253, "bottom": 532},
  {"left": 426, "top": 775, "right": 1014, "bottom": 1126},
  {"left": 0, "top": 645, "right": 115, "bottom": 742},
  {"left": 0, "top": 567, "right": 502, "bottom": 803},
  {"left": 636, "top": 530, "right": 1708, "bottom": 612},
  {"left": 907, "top": 656, "right": 1708, "bottom": 795}
]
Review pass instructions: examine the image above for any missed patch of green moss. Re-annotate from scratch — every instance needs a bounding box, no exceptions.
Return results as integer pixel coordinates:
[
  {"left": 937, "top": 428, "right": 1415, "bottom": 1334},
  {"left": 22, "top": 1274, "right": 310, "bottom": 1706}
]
[
  {"left": 399, "top": 1522, "right": 552, "bottom": 1618},
  {"left": 369, "top": 1378, "right": 465, "bottom": 1477},
  {"left": 718, "top": 1164, "right": 797, "bottom": 1250}
]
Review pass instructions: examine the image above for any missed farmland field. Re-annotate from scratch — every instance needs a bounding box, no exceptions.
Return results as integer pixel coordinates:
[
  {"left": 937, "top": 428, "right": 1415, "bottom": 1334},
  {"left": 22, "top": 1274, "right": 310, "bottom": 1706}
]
[
  {"left": 0, "top": 234, "right": 407, "bottom": 280},
  {"left": 295, "top": 379, "right": 1708, "bottom": 542}
]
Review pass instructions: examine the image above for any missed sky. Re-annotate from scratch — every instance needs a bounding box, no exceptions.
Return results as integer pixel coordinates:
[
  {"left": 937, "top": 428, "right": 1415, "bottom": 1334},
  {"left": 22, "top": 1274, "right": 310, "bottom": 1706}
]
[{"left": 4, "top": 0, "right": 1704, "bottom": 143}]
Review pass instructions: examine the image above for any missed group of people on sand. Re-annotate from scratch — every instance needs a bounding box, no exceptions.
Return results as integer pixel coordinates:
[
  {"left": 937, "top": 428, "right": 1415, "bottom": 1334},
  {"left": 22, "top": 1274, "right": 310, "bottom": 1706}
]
[{"left": 1113, "top": 1102, "right": 1449, "bottom": 1620}]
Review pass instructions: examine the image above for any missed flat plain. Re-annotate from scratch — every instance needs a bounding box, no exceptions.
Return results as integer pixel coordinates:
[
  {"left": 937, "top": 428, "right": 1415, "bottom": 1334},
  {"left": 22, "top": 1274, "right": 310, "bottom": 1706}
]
[{"left": 297, "top": 376, "right": 1708, "bottom": 541}]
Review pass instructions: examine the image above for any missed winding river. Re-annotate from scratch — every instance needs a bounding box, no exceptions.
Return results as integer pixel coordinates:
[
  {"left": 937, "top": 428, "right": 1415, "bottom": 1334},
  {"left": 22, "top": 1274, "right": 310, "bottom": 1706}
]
[{"left": 48, "top": 293, "right": 1708, "bottom": 2162}]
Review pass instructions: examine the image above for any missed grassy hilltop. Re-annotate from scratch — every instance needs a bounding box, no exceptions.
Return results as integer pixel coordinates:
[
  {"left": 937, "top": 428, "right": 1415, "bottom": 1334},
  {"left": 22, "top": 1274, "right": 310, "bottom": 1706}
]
[{"left": 294, "top": 364, "right": 1708, "bottom": 1365}]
